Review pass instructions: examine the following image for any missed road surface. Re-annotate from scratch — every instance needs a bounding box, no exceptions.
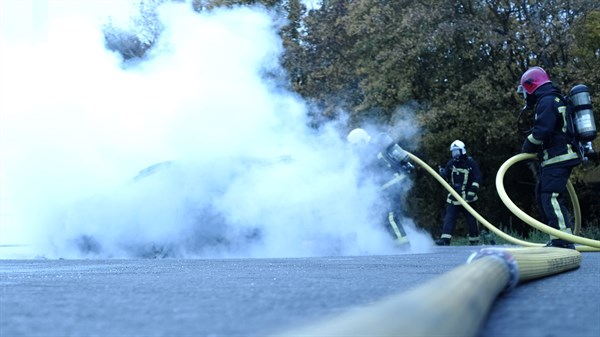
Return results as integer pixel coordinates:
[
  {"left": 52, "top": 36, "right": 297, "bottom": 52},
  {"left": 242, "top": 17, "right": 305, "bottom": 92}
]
[{"left": 1, "top": 245, "right": 599, "bottom": 336}]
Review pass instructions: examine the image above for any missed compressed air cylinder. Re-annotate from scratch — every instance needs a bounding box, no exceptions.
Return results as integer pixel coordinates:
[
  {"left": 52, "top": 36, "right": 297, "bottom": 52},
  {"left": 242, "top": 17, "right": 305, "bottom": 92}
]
[{"left": 570, "top": 84, "right": 597, "bottom": 142}]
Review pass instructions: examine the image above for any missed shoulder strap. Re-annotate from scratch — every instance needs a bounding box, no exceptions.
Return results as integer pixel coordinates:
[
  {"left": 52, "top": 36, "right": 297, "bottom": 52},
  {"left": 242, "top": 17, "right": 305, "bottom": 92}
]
[
  {"left": 538, "top": 92, "right": 566, "bottom": 106},
  {"left": 541, "top": 92, "right": 579, "bottom": 143}
]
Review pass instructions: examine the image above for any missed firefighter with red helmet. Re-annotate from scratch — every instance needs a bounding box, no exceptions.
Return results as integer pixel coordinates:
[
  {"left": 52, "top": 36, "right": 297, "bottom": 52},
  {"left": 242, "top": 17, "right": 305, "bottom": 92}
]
[{"left": 517, "top": 66, "right": 581, "bottom": 249}]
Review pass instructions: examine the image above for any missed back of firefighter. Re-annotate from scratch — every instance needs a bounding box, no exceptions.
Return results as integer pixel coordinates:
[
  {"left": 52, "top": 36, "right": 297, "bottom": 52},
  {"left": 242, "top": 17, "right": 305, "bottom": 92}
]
[
  {"left": 347, "top": 128, "right": 413, "bottom": 246},
  {"left": 517, "top": 66, "right": 581, "bottom": 249}
]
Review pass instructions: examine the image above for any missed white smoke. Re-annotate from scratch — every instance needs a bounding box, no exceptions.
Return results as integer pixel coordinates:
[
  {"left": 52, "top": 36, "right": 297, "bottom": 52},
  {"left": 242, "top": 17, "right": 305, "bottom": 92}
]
[{"left": 0, "top": 0, "right": 432, "bottom": 258}]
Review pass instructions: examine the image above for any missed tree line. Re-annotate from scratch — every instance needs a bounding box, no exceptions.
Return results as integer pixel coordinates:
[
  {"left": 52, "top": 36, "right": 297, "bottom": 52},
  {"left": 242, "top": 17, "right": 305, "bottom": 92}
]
[{"left": 106, "top": 0, "right": 600, "bottom": 238}]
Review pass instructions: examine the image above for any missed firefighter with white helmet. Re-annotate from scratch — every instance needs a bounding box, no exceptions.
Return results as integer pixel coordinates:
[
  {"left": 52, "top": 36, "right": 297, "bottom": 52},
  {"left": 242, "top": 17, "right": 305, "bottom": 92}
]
[
  {"left": 347, "top": 128, "right": 372, "bottom": 145},
  {"left": 435, "top": 140, "right": 482, "bottom": 246},
  {"left": 347, "top": 128, "right": 414, "bottom": 246}
]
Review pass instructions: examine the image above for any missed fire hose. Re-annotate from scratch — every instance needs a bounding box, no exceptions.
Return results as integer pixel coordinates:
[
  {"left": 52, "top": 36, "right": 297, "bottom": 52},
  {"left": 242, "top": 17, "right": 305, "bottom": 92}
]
[
  {"left": 495, "top": 153, "right": 600, "bottom": 251},
  {"left": 276, "top": 247, "right": 581, "bottom": 337},
  {"left": 406, "top": 151, "right": 600, "bottom": 252},
  {"left": 276, "top": 150, "right": 593, "bottom": 336}
]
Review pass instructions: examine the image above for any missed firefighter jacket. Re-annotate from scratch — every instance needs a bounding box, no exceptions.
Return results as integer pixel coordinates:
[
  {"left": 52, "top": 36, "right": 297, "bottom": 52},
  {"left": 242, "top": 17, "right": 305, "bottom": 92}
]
[
  {"left": 357, "top": 141, "right": 412, "bottom": 208},
  {"left": 522, "top": 83, "right": 581, "bottom": 168},
  {"left": 442, "top": 154, "right": 481, "bottom": 205}
]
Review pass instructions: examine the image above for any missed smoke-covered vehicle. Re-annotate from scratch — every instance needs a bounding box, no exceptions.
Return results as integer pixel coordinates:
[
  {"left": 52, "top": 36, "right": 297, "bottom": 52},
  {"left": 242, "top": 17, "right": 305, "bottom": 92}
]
[
  {"left": 53, "top": 132, "right": 422, "bottom": 259},
  {"left": 62, "top": 156, "right": 292, "bottom": 258}
]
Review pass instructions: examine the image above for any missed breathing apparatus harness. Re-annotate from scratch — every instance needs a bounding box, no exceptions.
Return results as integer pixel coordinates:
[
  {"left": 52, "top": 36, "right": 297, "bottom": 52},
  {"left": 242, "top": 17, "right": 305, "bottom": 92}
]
[
  {"left": 376, "top": 133, "right": 415, "bottom": 174},
  {"left": 517, "top": 84, "right": 598, "bottom": 164},
  {"left": 567, "top": 85, "right": 598, "bottom": 163}
]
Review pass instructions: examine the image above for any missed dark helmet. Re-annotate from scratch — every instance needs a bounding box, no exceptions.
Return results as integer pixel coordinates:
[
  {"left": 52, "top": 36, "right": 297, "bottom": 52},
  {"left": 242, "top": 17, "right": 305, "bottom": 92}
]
[{"left": 518, "top": 67, "right": 551, "bottom": 95}]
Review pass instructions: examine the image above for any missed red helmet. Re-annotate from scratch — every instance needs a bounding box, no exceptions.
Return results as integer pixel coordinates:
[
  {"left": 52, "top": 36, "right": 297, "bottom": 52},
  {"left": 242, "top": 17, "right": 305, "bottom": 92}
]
[{"left": 519, "top": 67, "right": 551, "bottom": 94}]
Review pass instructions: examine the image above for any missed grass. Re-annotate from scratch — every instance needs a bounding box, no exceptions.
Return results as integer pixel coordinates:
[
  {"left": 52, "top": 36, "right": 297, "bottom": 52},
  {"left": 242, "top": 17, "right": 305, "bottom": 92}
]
[{"left": 448, "top": 225, "right": 600, "bottom": 246}]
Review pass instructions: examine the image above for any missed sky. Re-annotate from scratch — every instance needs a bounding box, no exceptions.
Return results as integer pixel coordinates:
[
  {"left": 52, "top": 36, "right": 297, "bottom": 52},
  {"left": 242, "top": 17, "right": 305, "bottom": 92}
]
[{"left": 0, "top": 0, "right": 432, "bottom": 258}]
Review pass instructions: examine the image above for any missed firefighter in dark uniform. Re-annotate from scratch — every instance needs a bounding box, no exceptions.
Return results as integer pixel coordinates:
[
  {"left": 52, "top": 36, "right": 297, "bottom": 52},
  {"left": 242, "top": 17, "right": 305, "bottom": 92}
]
[
  {"left": 347, "top": 128, "right": 414, "bottom": 246},
  {"left": 435, "top": 140, "right": 482, "bottom": 246},
  {"left": 517, "top": 66, "right": 581, "bottom": 249}
]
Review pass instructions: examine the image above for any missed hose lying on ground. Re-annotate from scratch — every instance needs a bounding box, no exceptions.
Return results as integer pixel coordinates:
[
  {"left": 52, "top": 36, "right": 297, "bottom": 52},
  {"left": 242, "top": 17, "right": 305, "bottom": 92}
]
[
  {"left": 275, "top": 247, "right": 581, "bottom": 337},
  {"left": 275, "top": 151, "right": 590, "bottom": 336}
]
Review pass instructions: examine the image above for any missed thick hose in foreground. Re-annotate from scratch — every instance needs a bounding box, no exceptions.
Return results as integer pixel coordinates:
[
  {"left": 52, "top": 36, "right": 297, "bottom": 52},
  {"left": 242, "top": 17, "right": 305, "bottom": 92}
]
[
  {"left": 275, "top": 150, "right": 588, "bottom": 336},
  {"left": 275, "top": 247, "right": 580, "bottom": 337}
]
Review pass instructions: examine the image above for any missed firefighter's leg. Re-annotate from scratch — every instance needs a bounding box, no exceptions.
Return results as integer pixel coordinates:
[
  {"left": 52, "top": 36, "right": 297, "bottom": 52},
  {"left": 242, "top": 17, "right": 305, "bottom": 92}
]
[
  {"left": 387, "top": 211, "right": 409, "bottom": 245},
  {"left": 462, "top": 206, "right": 479, "bottom": 245},
  {"left": 436, "top": 203, "right": 458, "bottom": 245},
  {"left": 539, "top": 166, "right": 574, "bottom": 242},
  {"left": 535, "top": 175, "right": 548, "bottom": 224}
]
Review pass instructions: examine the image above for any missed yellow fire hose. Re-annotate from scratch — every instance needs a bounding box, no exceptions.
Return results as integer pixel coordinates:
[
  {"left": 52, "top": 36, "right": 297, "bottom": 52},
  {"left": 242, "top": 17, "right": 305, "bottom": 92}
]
[
  {"left": 496, "top": 153, "right": 600, "bottom": 251},
  {"left": 406, "top": 151, "right": 600, "bottom": 252},
  {"left": 276, "top": 247, "right": 581, "bottom": 337},
  {"left": 275, "top": 151, "right": 589, "bottom": 336}
]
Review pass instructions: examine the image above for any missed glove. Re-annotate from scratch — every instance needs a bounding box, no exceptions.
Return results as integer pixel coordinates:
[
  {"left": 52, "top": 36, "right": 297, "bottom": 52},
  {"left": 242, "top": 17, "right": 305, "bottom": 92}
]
[
  {"left": 438, "top": 166, "right": 446, "bottom": 176},
  {"left": 400, "top": 161, "right": 415, "bottom": 174},
  {"left": 465, "top": 191, "right": 477, "bottom": 202},
  {"left": 521, "top": 138, "right": 540, "bottom": 154},
  {"left": 466, "top": 183, "right": 479, "bottom": 202}
]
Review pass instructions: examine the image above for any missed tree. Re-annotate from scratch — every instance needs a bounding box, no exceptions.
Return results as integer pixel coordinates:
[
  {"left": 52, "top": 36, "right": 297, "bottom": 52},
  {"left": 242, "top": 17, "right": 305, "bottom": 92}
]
[
  {"left": 291, "top": 0, "right": 600, "bottom": 236},
  {"left": 103, "top": 0, "right": 167, "bottom": 62}
]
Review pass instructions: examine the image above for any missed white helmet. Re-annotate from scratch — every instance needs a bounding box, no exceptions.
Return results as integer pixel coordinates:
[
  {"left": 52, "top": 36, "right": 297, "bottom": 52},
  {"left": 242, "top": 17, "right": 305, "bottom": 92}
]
[
  {"left": 347, "top": 128, "right": 371, "bottom": 145},
  {"left": 450, "top": 140, "right": 466, "bottom": 156}
]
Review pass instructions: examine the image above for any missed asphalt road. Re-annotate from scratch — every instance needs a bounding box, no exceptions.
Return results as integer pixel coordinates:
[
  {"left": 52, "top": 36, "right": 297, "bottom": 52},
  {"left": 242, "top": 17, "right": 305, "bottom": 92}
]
[{"left": 1, "top": 245, "right": 599, "bottom": 337}]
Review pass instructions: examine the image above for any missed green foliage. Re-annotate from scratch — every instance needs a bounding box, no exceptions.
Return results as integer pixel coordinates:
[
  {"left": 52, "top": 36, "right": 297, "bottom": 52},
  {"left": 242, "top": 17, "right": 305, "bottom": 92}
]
[
  {"left": 580, "top": 223, "right": 600, "bottom": 241},
  {"left": 120, "top": 0, "right": 599, "bottom": 236},
  {"left": 285, "top": 0, "right": 600, "bottom": 234},
  {"left": 193, "top": 0, "right": 281, "bottom": 11},
  {"left": 103, "top": 0, "right": 166, "bottom": 61}
]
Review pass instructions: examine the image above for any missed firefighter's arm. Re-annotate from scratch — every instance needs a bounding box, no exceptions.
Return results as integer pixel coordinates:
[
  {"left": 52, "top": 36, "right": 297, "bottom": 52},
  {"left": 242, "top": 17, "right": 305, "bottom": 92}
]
[
  {"left": 522, "top": 135, "right": 542, "bottom": 153},
  {"left": 466, "top": 181, "right": 479, "bottom": 202},
  {"left": 525, "top": 96, "right": 558, "bottom": 152},
  {"left": 466, "top": 158, "right": 482, "bottom": 202},
  {"left": 381, "top": 173, "right": 405, "bottom": 191}
]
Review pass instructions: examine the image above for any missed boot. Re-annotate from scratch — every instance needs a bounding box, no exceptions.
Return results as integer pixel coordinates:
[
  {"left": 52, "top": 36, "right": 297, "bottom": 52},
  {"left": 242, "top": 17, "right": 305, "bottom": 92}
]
[
  {"left": 435, "top": 238, "right": 450, "bottom": 246},
  {"left": 395, "top": 235, "right": 410, "bottom": 246},
  {"left": 480, "top": 230, "right": 496, "bottom": 245},
  {"left": 545, "top": 239, "right": 575, "bottom": 249},
  {"left": 468, "top": 236, "right": 480, "bottom": 246}
]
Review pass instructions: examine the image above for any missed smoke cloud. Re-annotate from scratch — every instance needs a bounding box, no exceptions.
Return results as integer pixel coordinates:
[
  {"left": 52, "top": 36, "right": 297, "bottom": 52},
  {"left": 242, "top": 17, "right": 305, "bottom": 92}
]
[{"left": 0, "top": 0, "right": 432, "bottom": 258}]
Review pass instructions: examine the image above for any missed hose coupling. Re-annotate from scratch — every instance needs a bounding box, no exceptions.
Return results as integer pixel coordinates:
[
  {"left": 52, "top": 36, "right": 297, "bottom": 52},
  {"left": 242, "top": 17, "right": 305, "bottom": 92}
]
[{"left": 467, "top": 248, "right": 519, "bottom": 292}]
